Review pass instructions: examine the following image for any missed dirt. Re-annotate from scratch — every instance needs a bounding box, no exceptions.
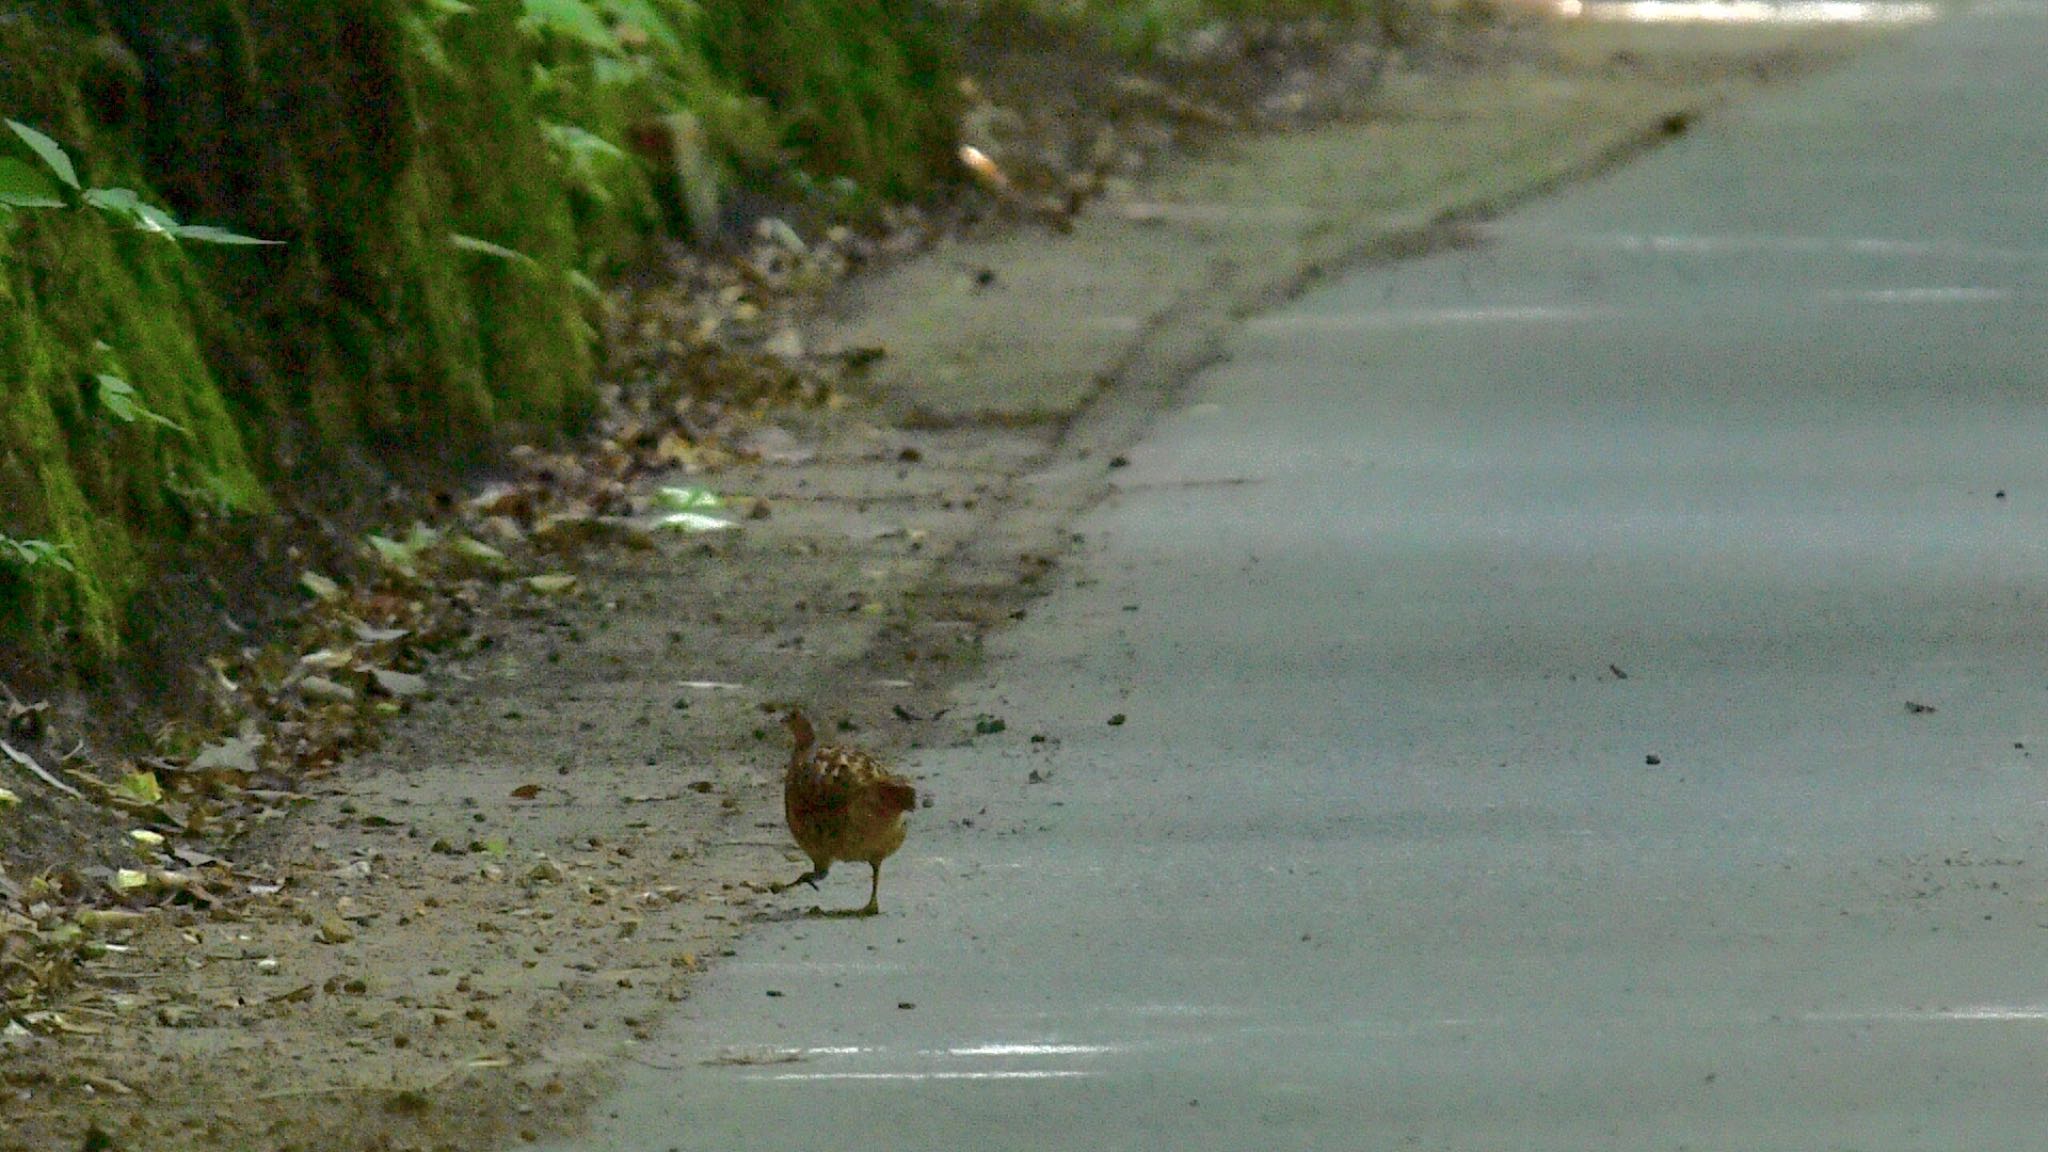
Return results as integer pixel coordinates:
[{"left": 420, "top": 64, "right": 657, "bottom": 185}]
[{"left": 1, "top": 11, "right": 1879, "bottom": 1151}]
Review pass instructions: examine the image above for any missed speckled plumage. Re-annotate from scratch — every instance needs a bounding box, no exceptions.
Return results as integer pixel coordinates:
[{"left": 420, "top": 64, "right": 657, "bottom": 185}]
[{"left": 775, "top": 710, "right": 916, "bottom": 915}]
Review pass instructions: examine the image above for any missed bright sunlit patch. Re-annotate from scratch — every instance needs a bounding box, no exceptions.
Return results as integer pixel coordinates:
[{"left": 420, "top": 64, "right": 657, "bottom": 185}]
[
  {"left": 1117, "top": 1003, "right": 1248, "bottom": 1018},
  {"left": 945, "top": 1043, "right": 1122, "bottom": 1056},
  {"left": 757, "top": 1070, "right": 1093, "bottom": 1082},
  {"left": 1534, "top": 232, "right": 2048, "bottom": 265},
  {"left": 1826, "top": 286, "right": 2009, "bottom": 303},
  {"left": 1802, "top": 1004, "right": 2048, "bottom": 1023},
  {"left": 1561, "top": 0, "right": 1937, "bottom": 22},
  {"left": 1248, "top": 305, "right": 1608, "bottom": 331}
]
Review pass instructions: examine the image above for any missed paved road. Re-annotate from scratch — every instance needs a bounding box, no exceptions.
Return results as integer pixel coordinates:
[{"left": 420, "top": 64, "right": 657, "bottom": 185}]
[{"left": 542, "top": 6, "right": 2048, "bottom": 1148}]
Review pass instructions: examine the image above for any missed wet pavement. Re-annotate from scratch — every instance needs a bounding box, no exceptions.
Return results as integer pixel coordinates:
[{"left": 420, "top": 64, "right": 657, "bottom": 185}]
[{"left": 538, "top": 4, "right": 2048, "bottom": 1147}]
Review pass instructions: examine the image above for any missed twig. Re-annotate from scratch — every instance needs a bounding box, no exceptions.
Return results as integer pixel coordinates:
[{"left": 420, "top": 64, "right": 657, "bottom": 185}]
[{"left": 0, "top": 738, "right": 81, "bottom": 799}]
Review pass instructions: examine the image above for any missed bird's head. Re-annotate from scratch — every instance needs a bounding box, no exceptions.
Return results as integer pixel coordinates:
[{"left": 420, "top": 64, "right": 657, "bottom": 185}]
[{"left": 784, "top": 709, "right": 816, "bottom": 754}]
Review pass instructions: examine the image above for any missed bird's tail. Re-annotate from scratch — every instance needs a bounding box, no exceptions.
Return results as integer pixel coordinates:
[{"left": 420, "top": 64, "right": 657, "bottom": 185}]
[{"left": 876, "top": 779, "right": 917, "bottom": 816}]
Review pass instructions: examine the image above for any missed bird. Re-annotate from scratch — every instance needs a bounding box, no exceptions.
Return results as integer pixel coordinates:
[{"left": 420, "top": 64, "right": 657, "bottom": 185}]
[{"left": 772, "top": 710, "right": 917, "bottom": 916}]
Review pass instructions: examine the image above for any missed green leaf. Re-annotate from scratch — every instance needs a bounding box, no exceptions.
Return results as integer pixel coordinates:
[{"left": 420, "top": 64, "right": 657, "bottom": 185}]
[
  {"left": 95, "top": 375, "right": 190, "bottom": 435},
  {"left": 82, "top": 186, "right": 138, "bottom": 212},
  {"left": 6, "top": 120, "right": 79, "bottom": 190},
  {"left": 422, "top": 0, "right": 476, "bottom": 13},
  {"left": 171, "top": 223, "right": 282, "bottom": 246},
  {"left": 590, "top": 54, "right": 647, "bottom": 87},
  {"left": 84, "top": 186, "right": 180, "bottom": 234},
  {"left": 566, "top": 269, "right": 601, "bottom": 301},
  {"left": 0, "top": 535, "right": 77, "bottom": 574},
  {"left": 599, "top": 0, "right": 683, "bottom": 50},
  {"left": 401, "top": 13, "right": 451, "bottom": 71},
  {"left": 0, "top": 157, "right": 64, "bottom": 208},
  {"left": 94, "top": 374, "right": 144, "bottom": 422},
  {"left": 540, "top": 122, "right": 625, "bottom": 162},
  {"left": 134, "top": 201, "right": 178, "bottom": 233},
  {"left": 520, "top": 0, "right": 617, "bottom": 49},
  {"left": 449, "top": 232, "right": 538, "bottom": 267}
]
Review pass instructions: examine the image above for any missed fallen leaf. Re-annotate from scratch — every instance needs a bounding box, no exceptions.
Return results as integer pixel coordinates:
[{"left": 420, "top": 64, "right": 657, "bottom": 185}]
[
  {"left": 448, "top": 535, "right": 511, "bottom": 574},
  {"left": 114, "top": 770, "right": 164, "bottom": 806},
  {"left": 368, "top": 668, "right": 427, "bottom": 698},
  {"left": 366, "top": 534, "right": 420, "bottom": 578},
  {"left": 189, "top": 731, "right": 264, "bottom": 775},
  {"left": 298, "top": 647, "right": 354, "bottom": 671},
  {"left": 0, "top": 738, "right": 80, "bottom": 798},
  {"left": 299, "top": 675, "right": 357, "bottom": 704},
  {"left": 299, "top": 571, "right": 343, "bottom": 601}
]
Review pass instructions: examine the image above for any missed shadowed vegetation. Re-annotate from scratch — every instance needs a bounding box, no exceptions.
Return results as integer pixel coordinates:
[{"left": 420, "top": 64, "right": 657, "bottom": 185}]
[{"left": 0, "top": 0, "right": 957, "bottom": 699}]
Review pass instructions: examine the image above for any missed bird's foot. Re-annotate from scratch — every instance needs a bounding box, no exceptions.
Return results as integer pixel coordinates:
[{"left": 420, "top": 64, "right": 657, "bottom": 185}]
[{"left": 771, "top": 871, "right": 825, "bottom": 895}]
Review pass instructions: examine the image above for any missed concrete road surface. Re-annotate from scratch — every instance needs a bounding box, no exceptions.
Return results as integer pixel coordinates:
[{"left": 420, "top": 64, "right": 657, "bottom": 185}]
[{"left": 540, "top": 5, "right": 2048, "bottom": 1148}]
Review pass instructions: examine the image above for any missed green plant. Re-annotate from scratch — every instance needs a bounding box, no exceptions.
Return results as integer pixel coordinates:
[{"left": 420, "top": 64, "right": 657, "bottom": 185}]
[
  {"left": 521, "top": 0, "right": 696, "bottom": 53},
  {"left": 449, "top": 231, "right": 542, "bottom": 268},
  {"left": 541, "top": 120, "right": 630, "bottom": 207},
  {"left": 93, "top": 374, "right": 188, "bottom": 434},
  {"left": 1, "top": 120, "right": 279, "bottom": 246},
  {"left": 88, "top": 341, "right": 189, "bottom": 436},
  {"left": 401, "top": 0, "right": 479, "bottom": 71},
  {"left": 0, "top": 535, "right": 78, "bottom": 575},
  {"left": 0, "top": 122, "right": 275, "bottom": 444}
]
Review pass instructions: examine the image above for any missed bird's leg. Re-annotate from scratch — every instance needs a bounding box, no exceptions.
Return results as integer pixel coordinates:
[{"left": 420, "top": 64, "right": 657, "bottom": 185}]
[
  {"left": 771, "top": 863, "right": 828, "bottom": 895},
  {"left": 814, "top": 865, "right": 883, "bottom": 919},
  {"left": 860, "top": 861, "right": 882, "bottom": 917}
]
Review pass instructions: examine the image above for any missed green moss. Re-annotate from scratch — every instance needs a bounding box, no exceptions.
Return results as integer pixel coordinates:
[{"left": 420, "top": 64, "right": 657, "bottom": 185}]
[
  {"left": 0, "top": 0, "right": 963, "bottom": 680},
  {"left": 697, "top": 0, "right": 960, "bottom": 206},
  {"left": 426, "top": 2, "right": 596, "bottom": 436},
  {"left": 0, "top": 220, "right": 143, "bottom": 657}
]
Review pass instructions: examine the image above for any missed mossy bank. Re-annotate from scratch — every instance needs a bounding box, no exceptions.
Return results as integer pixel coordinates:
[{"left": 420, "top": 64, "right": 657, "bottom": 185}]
[{"left": 0, "top": 0, "right": 956, "bottom": 702}]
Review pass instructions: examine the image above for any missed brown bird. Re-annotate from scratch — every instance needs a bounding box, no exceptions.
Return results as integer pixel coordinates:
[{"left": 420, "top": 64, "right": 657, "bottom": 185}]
[{"left": 772, "top": 710, "right": 917, "bottom": 916}]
